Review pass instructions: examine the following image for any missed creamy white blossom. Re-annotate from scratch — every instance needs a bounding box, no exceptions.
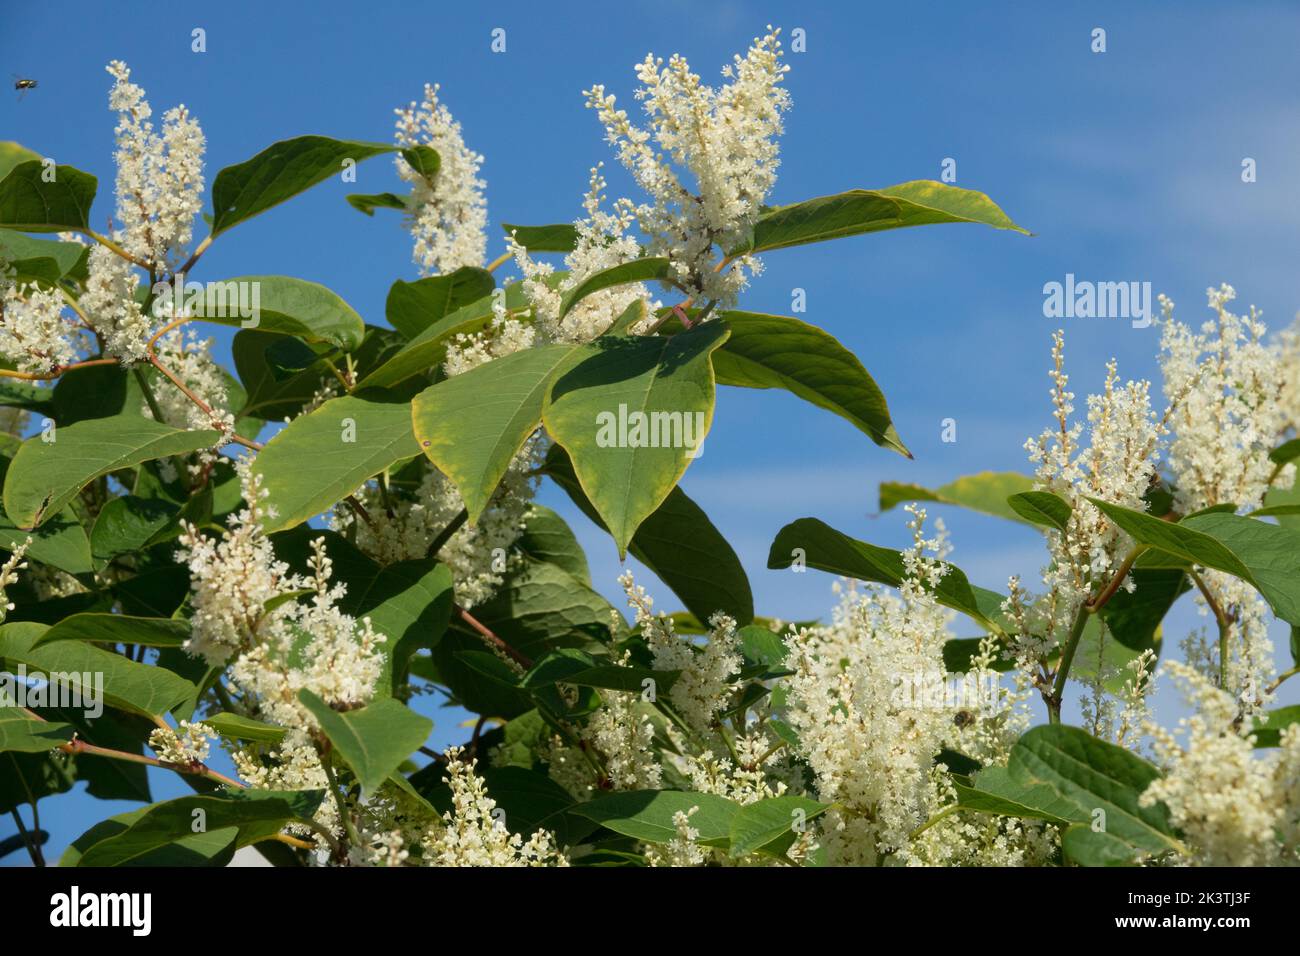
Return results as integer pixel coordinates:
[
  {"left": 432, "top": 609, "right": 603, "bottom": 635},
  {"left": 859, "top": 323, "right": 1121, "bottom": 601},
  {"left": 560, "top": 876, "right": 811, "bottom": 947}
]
[
  {"left": 422, "top": 749, "right": 566, "bottom": 866},
  {"left": 148, "top": 720, "right": 215, "bottom": 766},
  {"left": 585, "top": 28, "right": 790, "bottom": 307},
  {"left": 1141, "top": 661, "right": 1300, "bottom": 866},
  {"left": 1159, "top": 286, "right": 1291, "bottom": 513},
  {"left": 147, "top": 330, "right": 235, "bottom": 475},
  {"left": 394, "top": 84, "right": 487, "bottom": 276},
  {"left": 0, "top": 279, "right": 80, "bottom": 374},
  {"left": 105, "top": 61, "right": 206, "bottom": 270}
]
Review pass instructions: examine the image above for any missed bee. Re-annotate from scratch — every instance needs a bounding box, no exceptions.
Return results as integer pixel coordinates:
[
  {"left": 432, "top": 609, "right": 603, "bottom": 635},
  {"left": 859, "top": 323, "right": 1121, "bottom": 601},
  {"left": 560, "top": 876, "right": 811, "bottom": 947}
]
[
  {"left": 13, "top": 76, "right": 37, "bottom": 101},
  {"left": 952, "top": 710, "right": 976, "bottom": 729}
]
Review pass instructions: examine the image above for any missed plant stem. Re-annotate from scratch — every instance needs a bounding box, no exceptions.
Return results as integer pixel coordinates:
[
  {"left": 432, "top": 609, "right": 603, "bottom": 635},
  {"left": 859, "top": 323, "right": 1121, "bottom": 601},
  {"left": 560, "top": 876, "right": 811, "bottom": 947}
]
[
  {"left": 79, "top": 229, "right": 151, "bottom": 269},
  {"left": 0, "top": 357, "right": 119, "bottom": 381},
  {"left": 1189, "top": 570, "right": 1234, "bottom": 688},
  {"left": 486, "top": 250, "right": 512, "bottom": 273},
  {"left": 1047, "top": 546, "right": 1146, "bottom": 723},
  {"left": 134, "top": 365, "right": 167, "bottom": 422},
  {"left": 1266, "top": 666, "right": 1298, "bottom": 696},
  {"left": 8, "top": 808, "right": 43, "bottom": 866},
  {"left": 426, "top": 508, "right": 468, "bottom": 560},
  {"left": 455, "top": 604, "right": 533, "bottom": 670},
  {"left": 171, "top": 234, "right": 213, "bottom": 278},
  {"left": 319, "top": 744, "right": 361, "bottom": 860}
]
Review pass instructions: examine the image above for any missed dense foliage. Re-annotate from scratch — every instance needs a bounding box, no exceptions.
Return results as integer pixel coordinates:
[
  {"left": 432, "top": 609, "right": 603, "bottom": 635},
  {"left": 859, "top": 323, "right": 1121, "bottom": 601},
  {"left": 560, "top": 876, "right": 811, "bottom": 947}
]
[{"left": 2, "top": 29, "right": 1298, "bottom": 868}]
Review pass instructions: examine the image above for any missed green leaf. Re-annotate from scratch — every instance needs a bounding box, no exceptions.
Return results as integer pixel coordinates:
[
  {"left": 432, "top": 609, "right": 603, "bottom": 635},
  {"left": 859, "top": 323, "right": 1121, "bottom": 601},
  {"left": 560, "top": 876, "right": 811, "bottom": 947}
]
[
  {"left": 1006, "top": 490, "right": 1073, "bottom": 532},
  {"left": 767, "top": 517, "right": 1007, "bottom": 631},
  {"left": 0, "top": 161, "right": 97, "bottom": 232},
  {"left": 728, "top": 795, "right": 829, "bottom": 858},
  {"left": 1062, "top": 824, "right": 1142, "bottom": 866},
  {"left": 711, "top": 311, "right": 908, "bottom": 456},
  {"left": 413, "top": 343, "right": 578, "bottom": 524},
  {"left": 74, "top": 790, "right": 322, "bottom": 866},
  {"left": 0, "top": 621, "right": 196, "bottom": 718},
  {"left": 942, "top": 637, "right": 1014, "bottom": 674},
  {"left": 386, "top": 267, "right": 495, "bottom": 339},
  {"left": 34, "top": 613, "right": 189, "bottom": 649},
  {"left": 253, "top": 395, "right": 419, "bottom": 532},
  {"left": 1269, "top": 438, "right": 1300, "bottom": 468},
  {"left": 1099, "top": 568, "right": 1188, "bottom": 652},
  {"left": 514, "top": 504, "right": 590, "bottom": 585},
  {"left": 543, "top": 444, "right": 752, "bottom": 623},
  {"left": 0, "top": 142, "right": 41, "bottom": 182},
  {"left": 0, "top": 707, "right": 72, "bottom": 752},
  {"left": 0, "top": 229, "right": 86, "bottom": 285},
  {"left": 187, "top": 275, "right": 365, "bottom": 350},
  {"left": 1249, "top": 705, "right": 1300, "bottom": 748},
  {"left": 1090, "top": 499, "right": 1300, "bottom": 626},
  {"left": 0, "top": 378, "right": 55, "bottom": 415},
  {"left": 206, "top": 712, "right": 288, "bottom": 745},
  {"left": 3, "top": 415, "right": 221, "bottom": 529},
  {"left": 880, "top": 472, "right": 1036, "bottom": 524},
  {"left": 557, "top": 258, "right": 675, "bottom": 318},
  {"left": 346, "top": 191, "right": 407, "bottom": 216},
  {"left": 356, "top": 282, "right": 530, "bottom": 390},
  {"left": 542, "top": 321, "right": 729, "bottom": 556},
  {"left": 736, "top": 180, "right": 1028, "bottom": 254},
  {"left": 400, "top": 145, "right": 441, "bottom": 181},
  {"left": 210, "top": 136, "right": 396, "bottom": 235},
  {"left": 523, "top": 653, "right": 678, "bottom": 696},
  {"left": 89, "top": 494, "right": 179, "bottom": 563},
  {"left": 571, "top": 790, "right": 740, "bottom": 846},
  {"left": 874, "top": 180, "right": 1031, "bottom": 234},
  {"left": 956, "top": 725, "right": 1181, "bottom": 861},
  {"left": 298, "top": 690, "right": 432, "bottom": 794},
  {"left": 501, "top": 222, "right": 579, "bottom": 253},
  {"left": 353, "top": 559, "right": 453, "bottom": 697},
  {"left": 232, "top": 329, "right": 332, "bottom": 422},
  {"left": 0, "top": 481, "right": 92, "bottom": 575},
  {"left": 448, "top": 557, "right": 621, "bottom": 663},
  {"left": 737, "top": 624, "right": 789, "bottom": 668}
]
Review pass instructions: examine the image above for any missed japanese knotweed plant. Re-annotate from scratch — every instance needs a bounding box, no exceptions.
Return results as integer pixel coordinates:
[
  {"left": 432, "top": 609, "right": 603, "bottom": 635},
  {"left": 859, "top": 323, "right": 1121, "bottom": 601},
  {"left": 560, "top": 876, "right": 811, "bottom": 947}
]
[{"left": 11, "top": 29, "right": 1287, "bottom": 870}]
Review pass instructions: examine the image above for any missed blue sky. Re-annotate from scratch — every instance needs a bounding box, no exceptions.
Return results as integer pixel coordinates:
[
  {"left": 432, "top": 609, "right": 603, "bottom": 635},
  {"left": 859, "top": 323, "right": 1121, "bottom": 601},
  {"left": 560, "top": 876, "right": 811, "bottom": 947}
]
[{"left": 3, "top": 0, "right": 1300, "bottom": 862}]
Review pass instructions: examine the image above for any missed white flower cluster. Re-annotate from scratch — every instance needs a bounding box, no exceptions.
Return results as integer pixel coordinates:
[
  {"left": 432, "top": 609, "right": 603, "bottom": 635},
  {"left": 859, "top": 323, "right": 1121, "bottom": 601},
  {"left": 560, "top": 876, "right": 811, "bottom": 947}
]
[
  {"left": 147, "top": 330, "right": 235, "bottom": 476},
  {"left": 440, "top": 293, "right": 536, "bottom": 377},
  {"left": 509, "top": 165, "right": 654, "bottom": 344},
  {"left": 1141, "top": 661, "right": 1300, "bottom": 866},
  {"left": 1019, "top": 331, "right": 1166, "bottom": 656},
  {"left": 421, "top": 749, "right": 567, "bottom": 866},
  {"left": 80, "top": 243, "right": 150, "bottom": 364},
  {"left": 178, "top": 463, "right": 386, "bottom": 794},
  {"left": 0, "top": 279, "right": 80, "bottom": 375},
  {"left": 0, "top": 538, "right": 31, "bottom": 623},
  {"left": 147, "top": 720, "right": 215, "bottom": 766},
  {"left": 620, "top": 570, "right": 742, "bottom": 736},
  {"left": 1159, "top": 286, "right": 1292, "bottom": 513},
  {"left": 644, "top": 807, "right": 706, "bottom": 867},
  {"left": 786, "top": 508, "right": 1035, "bottom": 864},
  {"left": 585, "top": 27, "right": 791, "bottom": 307},
  {"left": 394, "top": 84, "right": 488, "bottom": 277},
  {"left": 335, "top": 453, "right": 537, "bottom": 609},
  {"left": 177, "top": 466, "right": 293, "bottom": 667},
  {"left": 104, "top": 60, "right": 206, "bottom": 271},
  {"left": 582, "top": 675, "right": 664, "bottom": 791}
]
